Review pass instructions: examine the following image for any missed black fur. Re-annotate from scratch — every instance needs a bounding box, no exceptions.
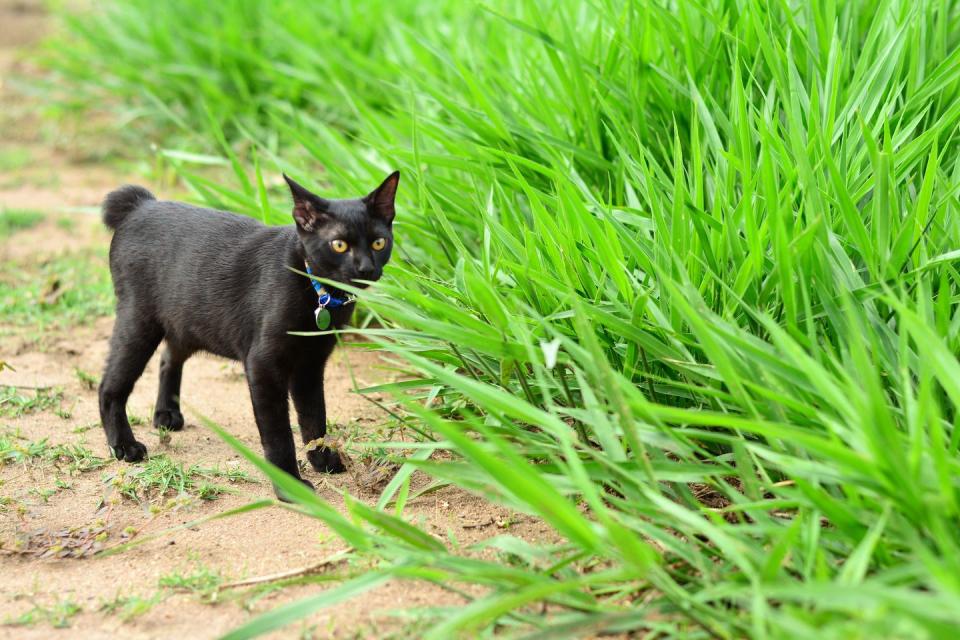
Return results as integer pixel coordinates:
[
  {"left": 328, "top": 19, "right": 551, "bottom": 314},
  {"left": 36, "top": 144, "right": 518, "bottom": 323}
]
[
  {"left": 98, "top": 172, "right": 399, "bottom": 498},
  {"left": 103, "top": 185, "right": 155, "bottom": 229}
]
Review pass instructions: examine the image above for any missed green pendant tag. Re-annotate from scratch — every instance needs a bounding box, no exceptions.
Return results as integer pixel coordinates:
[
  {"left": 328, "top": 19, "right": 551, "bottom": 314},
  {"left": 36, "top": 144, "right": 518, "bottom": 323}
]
[{"left": 314, "top": 307, "right": 331, "bottom": 330}]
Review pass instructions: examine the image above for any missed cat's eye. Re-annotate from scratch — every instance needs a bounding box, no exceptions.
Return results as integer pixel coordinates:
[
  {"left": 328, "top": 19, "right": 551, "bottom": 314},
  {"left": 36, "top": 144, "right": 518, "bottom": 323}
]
[
  {"left": 371, "top": 237, "right": 387, "bottom": 251},
  {"left": 331, "top": 239, "right": 349, "bottom": 253}
]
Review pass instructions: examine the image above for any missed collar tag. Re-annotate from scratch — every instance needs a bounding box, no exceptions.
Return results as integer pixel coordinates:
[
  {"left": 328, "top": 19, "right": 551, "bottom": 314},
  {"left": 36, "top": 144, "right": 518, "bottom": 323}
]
[
  {"left": 314, "top": 306, "right": 332, "bottom": 330},
  {"left": 305, "top": 262, "right": 355, "bottom": 327}
]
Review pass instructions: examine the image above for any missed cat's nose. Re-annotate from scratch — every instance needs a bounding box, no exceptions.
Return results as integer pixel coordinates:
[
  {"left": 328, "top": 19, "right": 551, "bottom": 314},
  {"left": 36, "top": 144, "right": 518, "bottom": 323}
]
[{"left": 355, "top": 256, "right": 377, "bottom": 281}]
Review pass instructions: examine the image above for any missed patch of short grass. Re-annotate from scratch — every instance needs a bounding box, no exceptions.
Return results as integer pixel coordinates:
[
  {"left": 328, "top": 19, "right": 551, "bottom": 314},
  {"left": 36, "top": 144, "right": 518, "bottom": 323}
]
[
  {"left": 0, "top": 209, "right": 44, "bottom": 237},
  {"left": 49, "top": 442, "right": 109, "bottom": 473},
  {"left": 0, "top": 386, "right": 64, "bottom": 418},
  {"left": 71, "top": 421, "right": 98, "bottom": 434},
  {"left": 0, "top": 428, "right": 108, "bottom": 473},
  {"left": 73, "top": 367, "right": 99, "bottom": 391},
  {"left": 99, "top": 592, "right": 165, "bottom": 621},
  {"left": 158, "top": 563, "right": 224, "bottom": 602},
  {"left": 55, "top": 216, "right": 76, "bottom": 231},
  {"left": 0, "top": 248, "right": 114, "bottom": 329},
  {"left": 103, "top": 454, "right": 256, "bottom": 506},
  {"left": 3, "top": 599, "right": 82, "bottom": 629}
]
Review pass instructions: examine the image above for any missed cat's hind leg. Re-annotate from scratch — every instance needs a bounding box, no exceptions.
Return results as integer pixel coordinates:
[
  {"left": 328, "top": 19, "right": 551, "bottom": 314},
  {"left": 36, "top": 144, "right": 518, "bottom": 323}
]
[
  {"left": 153, "top": 343, "right": 191, "bottom": 431},
  {"left": 99, "top": 308, "right": 162, "bottom": 461}
]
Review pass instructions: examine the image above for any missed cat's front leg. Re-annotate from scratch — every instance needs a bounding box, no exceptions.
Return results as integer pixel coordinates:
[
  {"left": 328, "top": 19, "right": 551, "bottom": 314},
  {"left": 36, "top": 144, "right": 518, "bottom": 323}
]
[
  {"left": 245, "top": 350, "right": 313, "bottom": 500},
  {"left": 290, "top": 363, "right": 345, "bottom": 474}
]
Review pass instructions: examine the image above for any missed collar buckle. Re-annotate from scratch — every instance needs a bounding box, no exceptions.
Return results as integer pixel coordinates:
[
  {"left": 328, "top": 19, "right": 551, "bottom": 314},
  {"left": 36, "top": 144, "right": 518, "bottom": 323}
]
[{"left": 305, "top": 261, "right": 355, "bottom": 310}]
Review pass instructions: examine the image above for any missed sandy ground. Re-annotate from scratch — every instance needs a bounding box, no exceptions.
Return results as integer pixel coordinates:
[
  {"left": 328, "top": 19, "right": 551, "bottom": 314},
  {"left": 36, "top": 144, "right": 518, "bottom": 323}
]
[{"left": 0, "top": 3, "right": 552, "bottom": 637}]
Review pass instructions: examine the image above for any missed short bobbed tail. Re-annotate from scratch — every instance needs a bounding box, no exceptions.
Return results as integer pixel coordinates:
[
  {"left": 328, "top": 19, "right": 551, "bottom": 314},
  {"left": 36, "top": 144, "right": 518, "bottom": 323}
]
[{"left": 102, "top": 185, "right": 155, "bottom": 229}]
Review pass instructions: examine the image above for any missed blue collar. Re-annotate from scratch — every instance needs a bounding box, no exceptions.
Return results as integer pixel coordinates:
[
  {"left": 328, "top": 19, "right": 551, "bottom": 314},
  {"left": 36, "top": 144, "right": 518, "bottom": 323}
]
[{"left": 305, "top": 262, "right": 354, "bottom": 309}]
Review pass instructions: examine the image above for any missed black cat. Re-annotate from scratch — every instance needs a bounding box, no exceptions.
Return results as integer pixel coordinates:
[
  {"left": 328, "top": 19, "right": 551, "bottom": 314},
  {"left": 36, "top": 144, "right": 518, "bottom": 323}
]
[{"left": 98, "top": 172, "right": 399, "bottom": 497}]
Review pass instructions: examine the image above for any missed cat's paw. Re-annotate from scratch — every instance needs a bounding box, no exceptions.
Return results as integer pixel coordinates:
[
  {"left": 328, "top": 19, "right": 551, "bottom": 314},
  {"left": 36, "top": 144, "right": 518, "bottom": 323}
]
[
  {"left": 111, "top": 440, "right": 147, "bottom": 462},
  {"left": 307, "top": 447, "right": 346, "bottom": 474},
  {"left": 274, "top": 477, "right": 315, "bottom": 503},
  {"left": 153, "top": 408, "right": 185, "bottom": 431}
]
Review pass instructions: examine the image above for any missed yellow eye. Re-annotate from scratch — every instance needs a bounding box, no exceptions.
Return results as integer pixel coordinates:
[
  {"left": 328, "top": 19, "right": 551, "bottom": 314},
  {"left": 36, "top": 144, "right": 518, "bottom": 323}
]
[
  {"left": 371, "top": 237, "right": 387, "bottom": 251},
  {"left": 331, "top": 239, "right": 349, "bottom": 253}
]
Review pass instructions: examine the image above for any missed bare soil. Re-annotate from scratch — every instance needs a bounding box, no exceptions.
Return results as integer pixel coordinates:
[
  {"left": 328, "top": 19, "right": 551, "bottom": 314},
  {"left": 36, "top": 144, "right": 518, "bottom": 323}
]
[{"left": 0, "top": 4, "right": 552, "bottom": 637}]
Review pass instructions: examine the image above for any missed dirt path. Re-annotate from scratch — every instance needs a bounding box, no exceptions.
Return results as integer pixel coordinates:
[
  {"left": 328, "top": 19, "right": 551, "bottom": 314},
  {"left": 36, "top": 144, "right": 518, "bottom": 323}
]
[{"left": 0, "top": 4, "right": 550, "bottom": 637}]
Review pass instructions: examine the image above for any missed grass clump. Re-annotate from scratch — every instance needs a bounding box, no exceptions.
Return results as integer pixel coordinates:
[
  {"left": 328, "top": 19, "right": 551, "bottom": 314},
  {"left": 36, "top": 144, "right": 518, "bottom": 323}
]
[
  {"left": 158, "top": 564, "right": 224, "bottom": 602},
  {"left": 0, "top": 386, "right": 64, "bottom": 418},
  {"left": 48, "top": 442, "right": 109, "bottom": 473},
  {"left": 45, "top": 0, "right": 960, "bottom": 637},
  {"left": 103, "top": 454, "right": 255, "bottom": 506},
  {"left": 0, "top": 429, "right": 108, "bottom": 472},
  {"left": 0, "top": 249, "right": 114, "bottom": 330},
  {"left": 73, "top": 368, "right": 99, "bottom": 391},
  {"left": 99, "top": 592, "right": 165, "bottom": 621},
  {"left": 3, "top": 599, "right": 82, "bottom": 629},
  {"left": 0, "top": 209, "right": 44, "bottom": 237}
]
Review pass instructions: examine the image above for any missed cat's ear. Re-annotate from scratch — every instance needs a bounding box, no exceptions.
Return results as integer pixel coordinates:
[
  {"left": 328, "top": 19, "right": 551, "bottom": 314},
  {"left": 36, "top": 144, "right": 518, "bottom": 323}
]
[
  {"left": 284, "top": 173, "right": 330, "bottom": 232},
  {"left": 364, "top": 170, "right": 400, "bottom": 223}
]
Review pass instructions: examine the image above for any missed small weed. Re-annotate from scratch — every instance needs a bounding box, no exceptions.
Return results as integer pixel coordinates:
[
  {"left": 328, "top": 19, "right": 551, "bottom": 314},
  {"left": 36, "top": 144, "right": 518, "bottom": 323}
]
[
  {"left": 50, "top": 442, "right": 109, "bottom": 473},
  {"left": 74, "top": 368, "right": 99, "bottom": 391},
  {"left": 99, "top": 592, "right": 166, "bottom": 621},
  {"left": 158, "top": 564, "right": 223, "bottom": 602},
  {"left": 103, "top": 455, "right": 256, "bottom": 506},
  {"left": 56, "top": 216, "right": 77, "bottom": 231},
  {"left": 209, "top": 462, "right": 255, "bottom": 484},
  {"left": 0, "top": 208, "right": 43, "bottom": 237},
  {"left": 0, "top": 249, "right": 114, "bottom": 330},
  {"left": 156, "top": 426, "right": 173, "bottom": 445},
  {"left": 0, "top": 386, "right": 65, "bottom": 418},
  {"left": 72, "top": 422, "right": 98, "bottom": 434},
  {"left": 127, "top": 413, "right": 146, "bottom": 426},
  {"left": 0, "top": 429, "right": 108, "bottom": 473},
  {"left": 29, "top": 487, "right": 57, "bottom": 503},
  {"left": 0, "top": 428, "right": 43, "bottom": 463},
  {"left": 194, "top": 482, "right": 225, "bottom": 500},
  {"left": 4, "top": 599, "right": 81, "bottom": 628}
]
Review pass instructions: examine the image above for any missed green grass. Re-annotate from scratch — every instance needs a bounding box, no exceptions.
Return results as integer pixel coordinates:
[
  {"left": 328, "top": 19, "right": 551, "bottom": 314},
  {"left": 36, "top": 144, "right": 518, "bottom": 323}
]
[
  {"left": 0, "top": 209, "right": 44, "bottom": 237},
  {"left": 55, "top": 216, "right": 77, "bottom": 232},
  {"left": 158, "top": 564, "right": 224, "bottom": 602},
  {"left": 0, "top": 148, "right": 32, "bottom": 173},
  {"left": 3, "top": 599, "right": 82, "bottom": 629},
  {"left": 0, "top": 386, "right": 64, "bottom": 418},
  {"left": 73, "top": 368, "right": 99, "bottom": 391},
  {"left": 0, "top": 428, "right": 108, "bottom": 473},
  {"left": 0, "top": 428, "right": 108, "bottom": 506},
  {"left": 103, "top": 454, "right": 256, "bottom": 506},
  {"left": 0, "top": 248, "right": 114, "bottom": 330},
  {"left": 44, "top": 0, "right": 960, "bottom": 637},
  {"left": 99, "top": 592, "right": 165, "bottom": 622}
]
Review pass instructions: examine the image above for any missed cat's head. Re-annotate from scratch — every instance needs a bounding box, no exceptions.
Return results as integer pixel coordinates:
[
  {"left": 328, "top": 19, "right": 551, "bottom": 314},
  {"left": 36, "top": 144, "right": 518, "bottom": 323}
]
[{"left": 284, "top": 171, "right": 399, "bottom": 291}]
